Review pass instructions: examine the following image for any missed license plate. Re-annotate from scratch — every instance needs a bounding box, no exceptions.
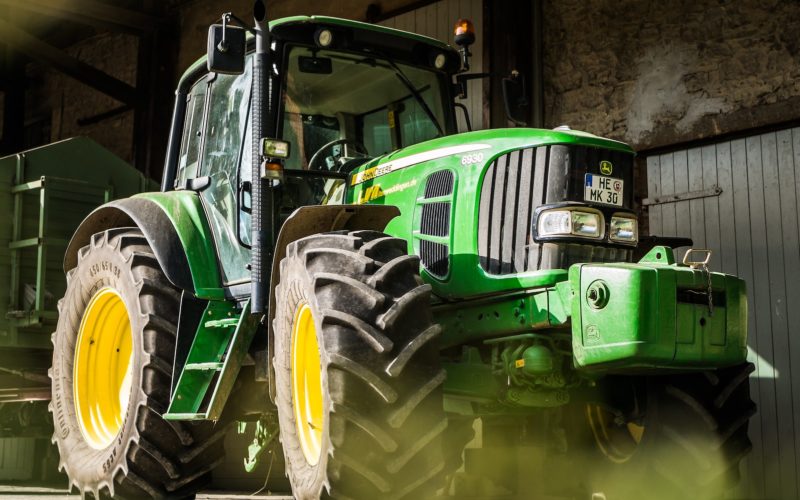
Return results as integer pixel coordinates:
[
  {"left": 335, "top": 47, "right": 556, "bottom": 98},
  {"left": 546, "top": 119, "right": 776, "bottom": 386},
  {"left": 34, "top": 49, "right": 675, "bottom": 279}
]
[{"left": 584, "top": 174, "right": 623, "bottom": 206}]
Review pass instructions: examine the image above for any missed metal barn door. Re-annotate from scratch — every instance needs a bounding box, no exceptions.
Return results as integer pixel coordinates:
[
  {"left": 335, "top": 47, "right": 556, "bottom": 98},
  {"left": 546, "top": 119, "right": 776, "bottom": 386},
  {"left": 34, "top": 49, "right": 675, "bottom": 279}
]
[
  {"left": 380, "top": 0, "right": 484, "bottom": 132},
  {"left": 646, "top": 127, "right": 800, "bottom": 500}
]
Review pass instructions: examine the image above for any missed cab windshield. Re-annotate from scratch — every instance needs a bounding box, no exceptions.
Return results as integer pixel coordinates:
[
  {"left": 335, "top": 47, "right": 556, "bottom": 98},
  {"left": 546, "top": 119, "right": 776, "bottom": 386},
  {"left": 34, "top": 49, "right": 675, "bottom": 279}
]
[{"left": 281, "top": 45, "right": 449, "bottom": 170}]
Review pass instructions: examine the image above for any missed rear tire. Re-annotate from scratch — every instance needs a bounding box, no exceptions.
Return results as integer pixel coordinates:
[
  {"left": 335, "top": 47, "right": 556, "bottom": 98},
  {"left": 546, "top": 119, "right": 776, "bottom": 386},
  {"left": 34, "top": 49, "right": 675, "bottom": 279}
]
[
  {"left": 559, "top": 363, "right": 755, "bottom": 500},
  {"left": 50, "top": 228, "right": 224, "bottom": 499},
  {"left": 273, "top": 230, "right": 452, "bottom": 499}
]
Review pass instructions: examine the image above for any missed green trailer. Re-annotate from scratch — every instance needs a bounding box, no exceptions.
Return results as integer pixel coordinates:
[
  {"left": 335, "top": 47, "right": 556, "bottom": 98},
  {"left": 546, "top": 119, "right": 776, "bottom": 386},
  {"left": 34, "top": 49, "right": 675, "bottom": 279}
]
[
  {"left": 46, "top": 5, "right": 755, "bottom": 500},
  {"left": 0, "top": 137, "right": 151, "bottom": 480}
]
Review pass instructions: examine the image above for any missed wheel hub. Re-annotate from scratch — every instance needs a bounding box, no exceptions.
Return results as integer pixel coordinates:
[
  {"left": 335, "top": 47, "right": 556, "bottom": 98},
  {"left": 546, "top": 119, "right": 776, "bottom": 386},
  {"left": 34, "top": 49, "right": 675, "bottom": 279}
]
[
  {"left": 586, "top": 404, "right": 644, "bottom": 463},
  {"left": 73, "top": 287, "right": 134, "bottom": 450},
  {"left": 291, "top": 302, "right": 325, "bottom": 466}
]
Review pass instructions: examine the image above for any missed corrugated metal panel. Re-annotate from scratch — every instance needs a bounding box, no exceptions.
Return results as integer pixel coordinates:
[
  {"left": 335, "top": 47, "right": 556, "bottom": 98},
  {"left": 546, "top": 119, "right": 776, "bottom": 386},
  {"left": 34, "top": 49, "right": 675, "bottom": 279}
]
[
  {"left": 0, "top": 438, "right": 36, "bottom": 480},
  {"left": 645, "top": 127, "right": 800, "bottom": 500},
  {"left": 380, "top": 0, "right": 484, "bottom": 131}
]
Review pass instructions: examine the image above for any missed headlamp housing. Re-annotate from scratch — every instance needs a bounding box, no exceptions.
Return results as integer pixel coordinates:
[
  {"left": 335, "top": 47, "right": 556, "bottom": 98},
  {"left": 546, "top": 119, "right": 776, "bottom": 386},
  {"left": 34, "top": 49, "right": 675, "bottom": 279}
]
[
  {"left": 534, "top": 206, "right": 604, "bottom": 241},
  {"left": 609, "top": 214, "right": 638, "bottom": 245},
  {"left": 532, "top": 205, "right": 639, "bottom": 246}
]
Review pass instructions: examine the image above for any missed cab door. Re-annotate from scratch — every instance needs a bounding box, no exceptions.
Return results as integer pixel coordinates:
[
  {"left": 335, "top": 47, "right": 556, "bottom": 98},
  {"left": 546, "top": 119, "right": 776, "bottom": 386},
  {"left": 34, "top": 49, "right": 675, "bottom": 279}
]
[{"left": 175, "top": 64, "right": 253, "bottom": 285}]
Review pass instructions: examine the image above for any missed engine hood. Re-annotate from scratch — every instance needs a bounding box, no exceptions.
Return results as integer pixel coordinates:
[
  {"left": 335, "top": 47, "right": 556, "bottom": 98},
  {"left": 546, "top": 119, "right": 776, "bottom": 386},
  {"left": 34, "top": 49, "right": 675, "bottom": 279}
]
[{"left": 347, "top": 127, "right": 634, "bottom": 187}]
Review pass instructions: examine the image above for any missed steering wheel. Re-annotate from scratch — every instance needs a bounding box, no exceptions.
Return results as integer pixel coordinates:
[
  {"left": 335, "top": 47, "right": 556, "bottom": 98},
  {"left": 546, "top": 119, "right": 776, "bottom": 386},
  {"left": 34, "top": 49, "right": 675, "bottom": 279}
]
[{"left": 307, "top": 138, "right": 370, "bottom": 172}]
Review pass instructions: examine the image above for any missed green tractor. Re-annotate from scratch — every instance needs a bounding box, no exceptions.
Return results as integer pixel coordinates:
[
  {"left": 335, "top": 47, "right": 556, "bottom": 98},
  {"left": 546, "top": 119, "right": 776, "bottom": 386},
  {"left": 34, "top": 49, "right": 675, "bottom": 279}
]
[{"left": 49, "top": 3, "right": 755, "bottom": 499}]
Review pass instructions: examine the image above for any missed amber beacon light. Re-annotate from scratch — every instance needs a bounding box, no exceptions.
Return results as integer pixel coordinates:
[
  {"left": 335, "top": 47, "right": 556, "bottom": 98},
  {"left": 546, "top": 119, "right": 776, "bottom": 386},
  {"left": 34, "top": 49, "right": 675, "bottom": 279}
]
[{"left": 454, "top": 18, "right": 475, "bottom": 46}]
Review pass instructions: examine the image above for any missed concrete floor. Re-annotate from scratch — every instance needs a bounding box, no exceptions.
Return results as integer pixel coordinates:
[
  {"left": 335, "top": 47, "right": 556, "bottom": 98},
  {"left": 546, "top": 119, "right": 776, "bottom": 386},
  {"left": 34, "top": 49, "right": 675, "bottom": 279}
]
[{"left": 0, "top": 485, "right": 294, "bottom": 499}]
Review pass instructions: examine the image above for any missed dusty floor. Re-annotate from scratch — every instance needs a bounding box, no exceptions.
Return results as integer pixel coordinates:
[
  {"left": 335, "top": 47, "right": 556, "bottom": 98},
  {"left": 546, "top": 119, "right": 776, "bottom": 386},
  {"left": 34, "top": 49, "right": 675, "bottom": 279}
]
[{"left": 0, "top": 485, "right": 293, "bottom": 499}]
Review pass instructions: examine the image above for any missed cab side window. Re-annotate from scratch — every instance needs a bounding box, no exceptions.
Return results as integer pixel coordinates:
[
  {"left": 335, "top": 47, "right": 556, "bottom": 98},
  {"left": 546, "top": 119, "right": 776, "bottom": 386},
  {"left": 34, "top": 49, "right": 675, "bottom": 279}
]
[{"left": 176, "top": 78, "right": 209, "bottom": 188}]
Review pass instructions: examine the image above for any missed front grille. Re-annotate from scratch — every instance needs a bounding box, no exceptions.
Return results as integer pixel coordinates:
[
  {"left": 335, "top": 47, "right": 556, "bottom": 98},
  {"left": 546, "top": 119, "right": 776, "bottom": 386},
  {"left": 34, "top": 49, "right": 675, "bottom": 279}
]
[
  {"left": 478, "top": 146, "right": 633, "bottom": 275},
  {"left": 478, "top": 147, "right": 546, "bottom": 274},
  {"left": 419, "top": 240, "right": 449, "bottom": 277}
]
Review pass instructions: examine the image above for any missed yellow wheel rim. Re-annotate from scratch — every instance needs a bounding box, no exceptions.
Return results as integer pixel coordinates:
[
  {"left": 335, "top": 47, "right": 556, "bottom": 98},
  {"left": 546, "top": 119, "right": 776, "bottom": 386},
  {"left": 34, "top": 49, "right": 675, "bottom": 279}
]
[
  {"left": 73, "top": 288, "right": 134, "bottom": 450},
  {"left": 291, "top": 302, "right": 325, "bottom": 466},
  {"left": 586, "top": 404, "right": 644, "bottom": 464}
]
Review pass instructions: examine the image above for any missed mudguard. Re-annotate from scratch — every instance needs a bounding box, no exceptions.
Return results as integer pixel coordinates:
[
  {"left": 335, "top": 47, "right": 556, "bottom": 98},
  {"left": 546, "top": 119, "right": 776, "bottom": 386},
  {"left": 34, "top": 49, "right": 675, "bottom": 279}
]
[{"left": 64, "top": 192, "right": 224, "bottom": 299}]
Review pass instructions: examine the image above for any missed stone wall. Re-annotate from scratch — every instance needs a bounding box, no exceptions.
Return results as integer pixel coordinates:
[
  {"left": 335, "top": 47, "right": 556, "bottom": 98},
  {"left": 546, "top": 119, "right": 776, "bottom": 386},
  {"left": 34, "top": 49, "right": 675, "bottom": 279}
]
[{"left": 543, "top": 0, "right": 800, "bottom": 150}]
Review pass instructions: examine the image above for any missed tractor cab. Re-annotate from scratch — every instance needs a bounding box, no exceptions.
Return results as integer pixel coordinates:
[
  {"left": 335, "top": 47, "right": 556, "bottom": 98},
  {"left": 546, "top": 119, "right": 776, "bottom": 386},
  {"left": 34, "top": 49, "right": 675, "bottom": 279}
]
[{"left": 164, "top": 16, "right": 463, "bottom": 285}]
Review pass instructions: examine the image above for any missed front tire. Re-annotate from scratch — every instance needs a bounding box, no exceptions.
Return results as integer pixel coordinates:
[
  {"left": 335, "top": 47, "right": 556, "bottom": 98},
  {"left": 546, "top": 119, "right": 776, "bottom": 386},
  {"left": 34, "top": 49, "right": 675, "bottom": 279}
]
[
  {"left": 50, "top": 228, "right": 224, "bottom": 498},
  {"left": 560, "top": 363, "right": 755, "bottom": 500},
  {"left": 273, "top": 230, "right": 450, "bottom": 499}
]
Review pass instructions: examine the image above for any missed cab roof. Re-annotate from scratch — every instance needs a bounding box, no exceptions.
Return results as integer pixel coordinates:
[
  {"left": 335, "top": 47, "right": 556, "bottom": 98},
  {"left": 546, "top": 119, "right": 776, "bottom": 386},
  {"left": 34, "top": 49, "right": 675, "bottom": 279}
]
[{"left": 179, "top": 15, "right": 459, "bottom": 85}]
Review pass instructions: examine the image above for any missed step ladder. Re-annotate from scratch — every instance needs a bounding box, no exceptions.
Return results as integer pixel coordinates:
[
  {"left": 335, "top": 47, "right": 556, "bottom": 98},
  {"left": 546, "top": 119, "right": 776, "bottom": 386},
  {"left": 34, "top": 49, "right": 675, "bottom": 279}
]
[{"left": 164, "top": 299, "right": 258, "bottom": 421}]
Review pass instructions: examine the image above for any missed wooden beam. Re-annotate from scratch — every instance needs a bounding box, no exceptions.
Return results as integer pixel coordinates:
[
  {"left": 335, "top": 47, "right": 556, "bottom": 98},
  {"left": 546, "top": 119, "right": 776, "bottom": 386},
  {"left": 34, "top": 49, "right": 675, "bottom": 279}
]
[
  {"left": 0, "top": 18, "right": 137, "bottom": 105},
  {"left": 0, "top": 0, "right": 160, "bottom": 34},
  {"left": 0, "top": 43, "right": 26, "bottom": 155}
]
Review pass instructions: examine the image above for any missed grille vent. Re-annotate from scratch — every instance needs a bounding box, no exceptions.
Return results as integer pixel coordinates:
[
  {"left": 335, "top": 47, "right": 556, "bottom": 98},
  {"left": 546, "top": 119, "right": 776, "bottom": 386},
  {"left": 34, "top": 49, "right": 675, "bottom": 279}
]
[
  {"left": 420, "top": 203, "right": 450, "bottom": 237},
  {"left": 419, "top": 170, "right": 454, "bottom": 278},
  {"left": 424, "top": 170, "right": 454, "bottom": 198},
  {"left": 419, "top": 240, "right": 449, "bottom": 278}
]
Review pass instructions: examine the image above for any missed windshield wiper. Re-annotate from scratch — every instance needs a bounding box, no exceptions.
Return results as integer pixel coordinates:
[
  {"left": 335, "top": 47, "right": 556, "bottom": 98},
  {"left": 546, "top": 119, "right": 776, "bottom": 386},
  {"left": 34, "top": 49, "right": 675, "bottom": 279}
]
[{"left": 384, "top": 58, "right": 444, "bottom": 137}]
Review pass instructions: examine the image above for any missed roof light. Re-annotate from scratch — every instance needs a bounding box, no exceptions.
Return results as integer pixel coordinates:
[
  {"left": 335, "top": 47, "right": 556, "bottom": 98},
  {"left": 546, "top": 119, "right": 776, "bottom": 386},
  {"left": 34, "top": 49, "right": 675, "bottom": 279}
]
[
  {"left": 315, "top": 28, "right": 333, "bottom": 47},
  {"left": 454, "top": 18, "right": 475, "bottom": 47},
  {"left": 434, "top": 52, "right": 447, "bottom": 69}
]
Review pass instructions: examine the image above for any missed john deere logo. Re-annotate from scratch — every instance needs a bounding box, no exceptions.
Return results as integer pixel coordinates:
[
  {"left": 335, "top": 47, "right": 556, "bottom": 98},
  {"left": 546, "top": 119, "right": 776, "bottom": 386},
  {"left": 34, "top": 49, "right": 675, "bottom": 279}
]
[{"left": 600, "top": 161, "right": 613, "bottom": 175}]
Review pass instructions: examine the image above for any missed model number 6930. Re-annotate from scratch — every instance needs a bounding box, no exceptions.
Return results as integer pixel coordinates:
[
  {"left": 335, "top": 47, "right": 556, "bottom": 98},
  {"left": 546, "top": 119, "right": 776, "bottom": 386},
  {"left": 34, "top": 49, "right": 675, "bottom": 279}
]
[{"left": 460, "top": 152, "right": 484, "bottom": 165}]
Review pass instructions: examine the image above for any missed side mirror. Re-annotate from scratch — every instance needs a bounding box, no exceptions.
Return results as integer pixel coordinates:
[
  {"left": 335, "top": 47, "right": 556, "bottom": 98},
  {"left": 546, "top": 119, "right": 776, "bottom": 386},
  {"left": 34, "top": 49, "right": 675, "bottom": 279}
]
[
  {"left": 502, "top": 71, "right": 529, "bottom": 126},
  {"left": 207, "top": 22, "right": 246, "bottom": 74}
]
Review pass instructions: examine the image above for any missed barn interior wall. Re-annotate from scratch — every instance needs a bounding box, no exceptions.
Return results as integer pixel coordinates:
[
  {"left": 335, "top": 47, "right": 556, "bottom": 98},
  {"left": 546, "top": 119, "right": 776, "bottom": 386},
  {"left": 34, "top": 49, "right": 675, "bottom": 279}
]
[
  {"left": 543, "top": 0, "right": 800, "bottom": 151},
  {"left": 175, "top": 0, "right": 423, "bottom": 76},
  {"left": 8, "top": 0, "right": 800, "bottom": 178},
  {"left": 44, "top": 33, "right": 139, "bottom": 163}
]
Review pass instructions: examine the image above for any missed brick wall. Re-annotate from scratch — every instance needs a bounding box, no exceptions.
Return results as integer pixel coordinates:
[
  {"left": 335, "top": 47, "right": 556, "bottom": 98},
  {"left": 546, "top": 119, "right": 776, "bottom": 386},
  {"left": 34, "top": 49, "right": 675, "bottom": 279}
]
[
  {"left": 37, "top": 33, "right": 138, "bottom": 163},
  {"left": 543, "top": 0, "right": 800, "bottom": 150}
]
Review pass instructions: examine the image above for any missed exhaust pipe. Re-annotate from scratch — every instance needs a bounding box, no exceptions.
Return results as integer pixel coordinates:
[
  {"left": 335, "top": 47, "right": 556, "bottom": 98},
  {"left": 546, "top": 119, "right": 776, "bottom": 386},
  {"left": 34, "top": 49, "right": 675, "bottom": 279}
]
[{"left": 251, "top": 0, "right": 274, "bottom": 315}]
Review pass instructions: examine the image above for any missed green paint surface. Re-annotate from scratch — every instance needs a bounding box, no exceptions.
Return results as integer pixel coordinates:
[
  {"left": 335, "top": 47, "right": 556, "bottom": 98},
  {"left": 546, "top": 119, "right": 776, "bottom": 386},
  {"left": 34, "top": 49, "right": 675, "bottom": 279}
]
[
  {"left": 346, "top": 128, "right": 631, "bottom": 299},
  {"left": 569, "top": 246, "right": 748, "bottom": 370},
  {"left": 133, "top": 191, "right": 224, "bottom": 299}
]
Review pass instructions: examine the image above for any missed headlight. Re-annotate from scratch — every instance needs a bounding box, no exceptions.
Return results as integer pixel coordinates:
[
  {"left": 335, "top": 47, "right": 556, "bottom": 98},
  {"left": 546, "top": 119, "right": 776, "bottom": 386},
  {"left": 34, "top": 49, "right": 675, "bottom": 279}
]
[
  {"left": 537, "top": 208, "right": 603, "bottom": 239},
  {"left": 609, "top": 215, "right": 638, "bottom": 243}
]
